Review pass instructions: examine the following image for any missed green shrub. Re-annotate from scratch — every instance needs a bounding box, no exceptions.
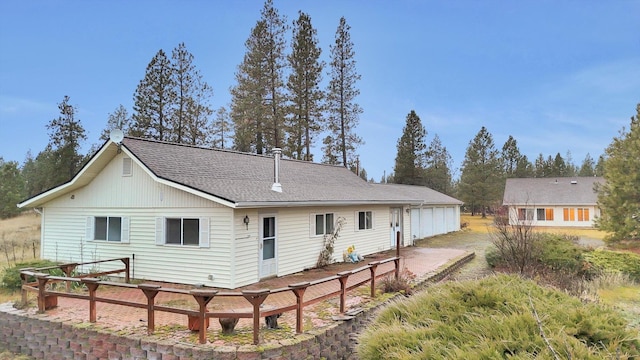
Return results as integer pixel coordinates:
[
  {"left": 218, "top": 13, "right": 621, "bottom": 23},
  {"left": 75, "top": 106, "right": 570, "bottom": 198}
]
[
  {"left": 1, "top": 260, "right": 61, "bottom": 291},
  {"left": 484, "top": 246, "right": 503, "bottom": 268},
  {"left": 537, "top": 233, "right": 587, "bottom": 273},
  {"left": 359, "top": 274, "right": 640, "bottom": 359},
  {"left": 583, "top": 249, "right": 640, "bottom": 281}
]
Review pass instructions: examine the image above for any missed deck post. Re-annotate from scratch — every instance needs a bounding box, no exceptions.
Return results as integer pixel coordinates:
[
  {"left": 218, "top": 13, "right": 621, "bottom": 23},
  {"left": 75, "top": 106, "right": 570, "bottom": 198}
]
[
  {"left": 289, "top": 282, "right": 310, "bottom": 333},
  {"left": 337, "top": 271, "right": 351, "bottom": 313},
  {"left": 369, "top": 261, "right": 380, "bottom": 298},
  {"left": 120, "top": 258, "right": 130, "bottom": 283},
  {"left": 396, "top": 231, "right": 401, "bottom": 280},
  {"left": 59, "top": 263, "right": 78, "bottom": 292},
  {"left": 242, "top": 289, "right": 270, "bottom": 345},
  {"left": 81, "top": 278, "right": 101, "bottom": 323},
  {"left": 35, "top": 273, "right": 49, "bottom": 313},
  {"left": 190, "top": 289, "right": 218, "bottom": 344},
  {"left": 139, "top": 284, "right": 161, "bottom": 334}
]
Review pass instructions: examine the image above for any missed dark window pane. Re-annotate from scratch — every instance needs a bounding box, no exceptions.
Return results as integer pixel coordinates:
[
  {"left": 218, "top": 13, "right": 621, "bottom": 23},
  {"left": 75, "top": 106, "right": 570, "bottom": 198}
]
[
  {"left": 94, "top": 217, "right": 107, "bottom": 240},
  {"left": 107, "top": 217, "right": 121, "bottom": 241},
  {"left": 325, "top": 213, "right": 334, "bottom": 234},
  {"left": 359, "top": 212, "right": 365, "bottom": 230},
  {"left": 263, "top": 238, "right": 275, "bottom": 260},
  {"left": 183, "top": 219, "right": 199, "bottom": 245},
  {"left": 315, "top": 214, "right": 324, "bottom": 235},
  {"left": 536, "top": 208, "right": 545, "bottom": 221},
  {"left": 263, "top": 217, "right": 275, "bottom": 238},
  {"left": 166, "top": 218, "right": 181, "bottom": 244}
]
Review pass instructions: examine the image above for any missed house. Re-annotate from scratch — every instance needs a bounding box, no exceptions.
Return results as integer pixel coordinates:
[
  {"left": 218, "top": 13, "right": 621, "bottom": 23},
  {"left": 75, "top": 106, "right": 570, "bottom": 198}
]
[
  {"left": 502, "top": 177, "right": 604, "bottom": 228},
  {"left": 18, "top": 137, "right": 462, "bottom": 289}
]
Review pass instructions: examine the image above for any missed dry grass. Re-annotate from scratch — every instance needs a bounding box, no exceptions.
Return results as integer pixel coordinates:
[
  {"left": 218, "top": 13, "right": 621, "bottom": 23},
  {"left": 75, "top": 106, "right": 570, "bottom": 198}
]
[{"left": 0, "top": 212, "right": 41, "bottom": 304}]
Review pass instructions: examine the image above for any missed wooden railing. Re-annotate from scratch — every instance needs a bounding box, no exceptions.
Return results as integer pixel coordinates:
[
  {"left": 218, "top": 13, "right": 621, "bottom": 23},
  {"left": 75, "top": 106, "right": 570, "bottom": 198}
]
[{"left": 20, "top": 256, "right": 400, "bottom": 345}]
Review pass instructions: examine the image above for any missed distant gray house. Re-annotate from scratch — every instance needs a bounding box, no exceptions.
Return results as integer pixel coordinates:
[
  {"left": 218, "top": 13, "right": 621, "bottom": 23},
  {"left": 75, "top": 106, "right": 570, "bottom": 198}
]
[
  {"left": 18, "top": 137, "right": 462, "bottom": 289},
  {"left": 502, "top": 177, "right": 603, "bottom": 228}
]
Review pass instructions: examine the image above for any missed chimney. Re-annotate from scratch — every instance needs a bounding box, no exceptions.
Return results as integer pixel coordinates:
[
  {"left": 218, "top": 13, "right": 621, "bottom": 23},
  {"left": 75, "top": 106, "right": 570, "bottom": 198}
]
[{"left": 271, "top": 148, "right": 282, "bottom": 193}]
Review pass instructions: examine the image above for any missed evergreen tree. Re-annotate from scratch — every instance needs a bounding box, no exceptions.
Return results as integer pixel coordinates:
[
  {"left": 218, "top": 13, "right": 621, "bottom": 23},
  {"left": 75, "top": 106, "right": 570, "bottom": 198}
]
[
  {"left": 211, "top": 106, "right": 233, "bottom": 149},
  {"left": 595, "top": 155, "right": 605, "bottom": 176},
  {"left": 21, "top": 149, "right": 56, "bottom": 197},
  {"left": 286, "top": 11, "right": 324, "bottom": 161},
  {"left": 131, "top": 49, "right": 176, "bottom": 141},
  {"left": 596, "top": 103, "right": 640, "bottom": 244},
  {"left": 171, "top": 42, "right": 213, "bottom": 145},
  {"left": 514, "top": 155, "right": 534, "bottom": 177},
  {"left": 0, "top": 158, "right": 25, "bottom": 218},
  {"left": 323, "top": 17, "right": 363, "bottom": 166},
  {"left": 458, "top": 127, "right": 502, "bottom": 217},
  {"left": 550, "top": 152, "right": 567, "bottom": 177},
  {"left": 99, "top": 104, "right": 131, "bottom": 142},
  {"left": 47, "top": 95, "right": 87, "bottom": 182},
  {"left": 564, "top": 150, "right": 577, "bottom": 176},
  {"left": 534, "top": 153, "right": 546, "bottom": 177},
  {"left": 393, "top": 110, "right": 426, "bottom": 185},
  {"left": 578, "top": 153, "right": 596, "bottom": 177},
  {"left": 501, "top": 135, "right": 522, "bottom": 177},
  {"left": 424, "top": 134, "right": 453, "bottom": 195},
  {"left": 231, "top": 0, "right": 288, "bottom": 154}
]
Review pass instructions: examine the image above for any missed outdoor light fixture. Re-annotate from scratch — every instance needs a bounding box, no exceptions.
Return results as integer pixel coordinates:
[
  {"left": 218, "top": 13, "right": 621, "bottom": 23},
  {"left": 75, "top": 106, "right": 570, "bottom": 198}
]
[{"left": 243, "top": 215, "right": 250, "bottom": 230}]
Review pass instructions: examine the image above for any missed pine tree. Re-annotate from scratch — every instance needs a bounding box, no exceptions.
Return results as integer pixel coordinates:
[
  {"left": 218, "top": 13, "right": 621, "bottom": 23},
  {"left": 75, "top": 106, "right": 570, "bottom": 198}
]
[
  {"left": 596, "top": 103, "right": 640, "bottom": 244},
  {"left": 0, "top": 158, "right": 25, "bottom": 218},
  {"left": 211, "top": 106, "right": 233, "bottom": 149},
  {"left": 578, "top": 153, "right": 596, "bottom": 177},
  {"left": 514, "top": 155, "right": 534, "bottom": 177},
  {"left": 458, "top": 126, "right": 502, "bottom": 217},
  {"left": 424, "top": 134, "right": 453, "bottom": 195},
  {"left": 534, "top": 153, "right": 546, "bottom": 177},
  {"left": 131, "top": 49, "right": 176, "bottom": 141},
  {"left": 323, "top": 17, "right": 363, "bottom": 166},
  {"left": 550, "top": 152, "right": 567, "bottom": 177},
  {"left": 564, "top": 150, "right": 577, "bottom": 176},
  {"left": 501, "top": 135, "right": 522, "bottom": 177},
  {"left": 99, "top": 104, "right": 131, "bottom": 142},
  {"left": 231, "top": 0, "right": 288, "bottom": 154},
  {"left": 171, "top": 42, "right": 213, "bottom": 145},
  {"left": 47, "top": 95, "right": 87, "bottom": 182},
  {"left": 393, "top": 110, "right": 426, "bottom": 185},
  {"left": 286, "top": 11, "right": 324, "bottom": 161}
]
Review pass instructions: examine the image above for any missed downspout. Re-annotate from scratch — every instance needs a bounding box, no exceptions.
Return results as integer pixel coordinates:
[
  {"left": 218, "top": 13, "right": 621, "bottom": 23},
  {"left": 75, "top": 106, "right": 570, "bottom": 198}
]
[{"left": 33, "top": 208, "right": 45, "bottom": 259}]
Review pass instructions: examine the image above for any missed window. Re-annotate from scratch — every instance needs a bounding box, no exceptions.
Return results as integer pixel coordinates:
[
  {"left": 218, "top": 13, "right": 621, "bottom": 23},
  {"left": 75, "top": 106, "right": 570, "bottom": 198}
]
[
  {"left": 166, "top": 218, "right": 200, "bottom": 245},
  {"left": 536, "top": 208, "right": 554, "bottom": 221},
  {"left": 86, "top": 216, "right": 129, "bottom": 243},
  {"left": 314, "top": 213, "right": 335, "bottom": 236},
  {"left": 563, "top": 208, "right": 575, "bottom": 221},
  {"left": 122, "top": 157, "right": 132, "bottom": 176},
  {"left": 517, "top": 208, "right": 533, "bottom": 221},
  {"left": 358, "top": 211, "right": 373, "bottom": 230},
  {"left": 577, "top": 208, "right": 590, "bottom": 221}
]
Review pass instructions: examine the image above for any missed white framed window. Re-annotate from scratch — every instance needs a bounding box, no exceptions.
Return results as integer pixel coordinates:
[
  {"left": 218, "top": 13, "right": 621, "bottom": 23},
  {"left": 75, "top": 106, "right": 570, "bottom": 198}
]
[
  {"left": 122, "top": 157, "right": 132, "bottom": 176},
  {"left": 357, "top": 211, "right": 373, "bottom": 230},
  {"left": 311, "top": 213, "right": 335, "bottom": 236},
  {"left": 86, "top": 216, "right": 129, "bottom": 243},
  {"left": 155, "top": 217, "right": 209, "bottom": 247}
]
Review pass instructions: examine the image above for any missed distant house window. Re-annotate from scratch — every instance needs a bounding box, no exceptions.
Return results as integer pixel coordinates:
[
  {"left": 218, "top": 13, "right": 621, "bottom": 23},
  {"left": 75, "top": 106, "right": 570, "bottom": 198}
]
[
  {"left": 358, "top": 211, "right": 373, "bottom": 230},
  {"left": 536, "top": 208, "right": 554, "bottom": 221},
  {"left": 314, "top": 213, "right": 335, "bottom": 236},
  {"left": 563, "top": 208, "right": 575, "bottom": 221},
  {"left": 517, "top": 208, "right": 533, "bottom": 221},
  {"left": 166, "top": 218, "right": 200, "bottom": 245},
  {"left": 577, "top": 208, "right": 590, "bottom": 221},
  {"left": 87, "top": 216, "right": 129, "bottom": 243}
]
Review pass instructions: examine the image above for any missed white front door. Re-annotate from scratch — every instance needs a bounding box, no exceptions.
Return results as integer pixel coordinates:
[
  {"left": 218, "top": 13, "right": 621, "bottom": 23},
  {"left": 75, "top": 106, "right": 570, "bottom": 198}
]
[
  {"left": 259, "top": 214, "right": 277, "bottom": 279},
  {"left": 390, "top": 208, "right": 402, "bottom": 248}
]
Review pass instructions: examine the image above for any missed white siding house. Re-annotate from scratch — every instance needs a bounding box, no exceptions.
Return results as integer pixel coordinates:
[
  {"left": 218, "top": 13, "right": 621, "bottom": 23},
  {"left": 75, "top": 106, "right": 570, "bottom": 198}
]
[
  {"left": 19, "top": 137, "right": 462, "bottom": 289},
  {"left": 503, "top": 177, "right": 603, "bottom": 228}
]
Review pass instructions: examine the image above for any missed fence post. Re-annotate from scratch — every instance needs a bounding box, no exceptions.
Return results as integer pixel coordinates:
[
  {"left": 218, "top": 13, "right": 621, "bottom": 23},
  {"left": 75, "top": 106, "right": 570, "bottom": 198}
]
[
  {"left": 368, "top": 261, "right": 380, "bottom": 298},
  {"left": 242, "top": 289, "right": 270, "bottom": 345},
  {"left": 337, "top": 271, "right": 351, "bottom": 313},
  {"left": 120, "top": 258, "right": 130, "bottom": 283},
  {"left": 35, "top": 273, "right": 49, "bottom": 313},
  {"left": 139, "top": 284, "right": 161, "bottom": 334},
  {"left": 289, "top": 282, "right": 310, "bottom": 333},
  {"left": 81, "top": 278, "right": 101, "bottom": 323},
  {"left": 190, "top": 289, "right": 218, "bottom": 344}
]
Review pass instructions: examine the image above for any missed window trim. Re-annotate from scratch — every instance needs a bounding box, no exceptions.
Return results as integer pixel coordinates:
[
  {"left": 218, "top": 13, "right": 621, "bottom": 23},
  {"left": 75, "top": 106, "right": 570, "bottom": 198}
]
[
  {"left": 155, "top": 217, "right": 209, "bottom": 248},
  {"left": 311, "top": 213, "right": 335, "bottom": 237},
  {"left": 356, "top": 210, "right": 374, "bottom": 231},
  {"left": 86, "top": 216, "right": 129, "bottom": 243}
]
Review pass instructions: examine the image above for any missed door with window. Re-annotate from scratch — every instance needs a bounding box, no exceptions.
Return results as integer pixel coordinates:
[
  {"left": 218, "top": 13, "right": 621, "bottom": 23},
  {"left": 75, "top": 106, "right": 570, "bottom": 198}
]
[
  {"left": 259, "top": 214, "right": 277, "bottom": 279},
  {"left": 390, "top": 208, "right": 402, "bottom": 248}
]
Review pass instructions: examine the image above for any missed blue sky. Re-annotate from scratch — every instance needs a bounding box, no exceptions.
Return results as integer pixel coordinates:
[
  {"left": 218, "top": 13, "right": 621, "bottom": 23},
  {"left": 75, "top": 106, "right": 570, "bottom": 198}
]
[{"left": 1, "top": 1, "right": 638, "bottom": 181}]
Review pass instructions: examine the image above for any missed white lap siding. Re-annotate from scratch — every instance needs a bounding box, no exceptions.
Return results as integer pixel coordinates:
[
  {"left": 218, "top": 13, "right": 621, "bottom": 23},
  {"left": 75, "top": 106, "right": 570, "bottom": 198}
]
[{"left": 40, "top": 152, "right": 235, "bottom": 288}]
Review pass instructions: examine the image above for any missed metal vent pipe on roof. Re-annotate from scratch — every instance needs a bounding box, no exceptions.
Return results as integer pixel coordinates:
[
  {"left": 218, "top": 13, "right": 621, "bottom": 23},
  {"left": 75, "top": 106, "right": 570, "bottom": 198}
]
[{"left": 271, "top": 148, "right": 282, "bottom": 192}]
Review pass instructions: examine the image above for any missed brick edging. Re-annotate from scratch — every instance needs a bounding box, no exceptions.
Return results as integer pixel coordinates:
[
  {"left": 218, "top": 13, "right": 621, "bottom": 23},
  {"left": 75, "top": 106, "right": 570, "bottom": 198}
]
[{"left": 0, "top": 252, "right": 475, "bottom": 360}]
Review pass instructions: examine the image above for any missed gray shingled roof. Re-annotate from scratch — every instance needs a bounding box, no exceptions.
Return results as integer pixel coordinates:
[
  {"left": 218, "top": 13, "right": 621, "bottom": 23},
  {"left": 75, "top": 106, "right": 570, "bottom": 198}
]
[
  {"left": 123, "top": 137, "right": 461, "bottom": 207},
  {"left": 503, "top": 177, "right": 603, "bottom": 206}
]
